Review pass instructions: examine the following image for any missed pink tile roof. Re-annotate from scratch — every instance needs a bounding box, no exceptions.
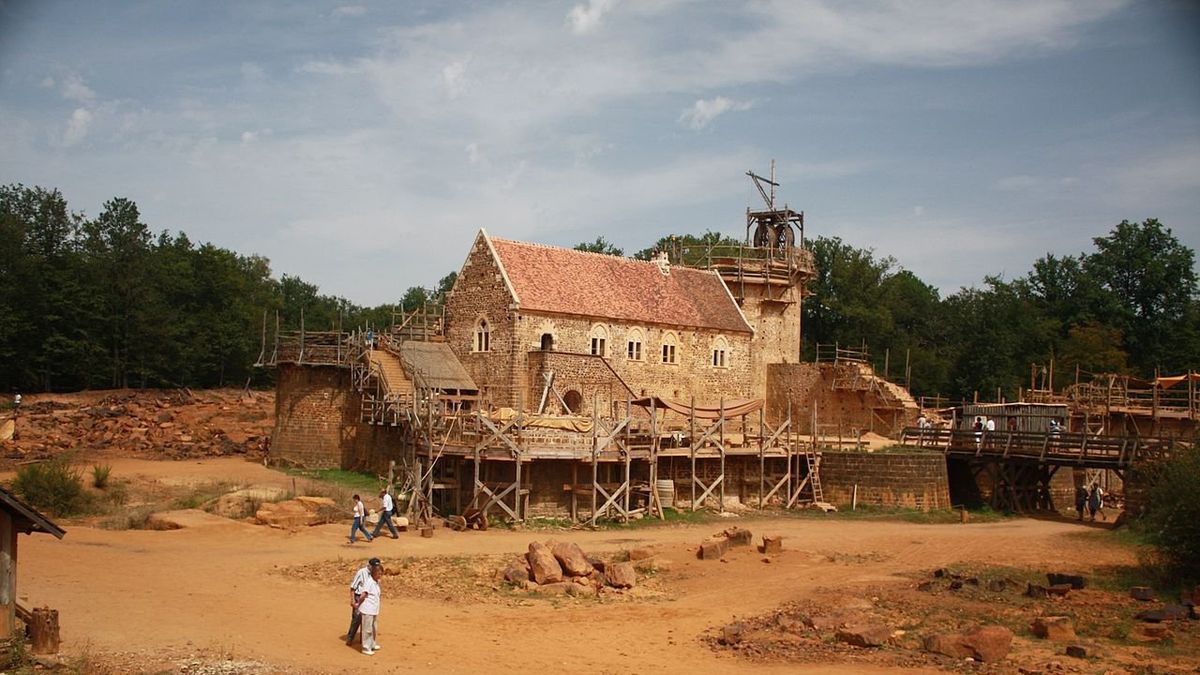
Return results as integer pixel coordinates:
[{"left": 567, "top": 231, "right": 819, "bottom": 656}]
[{"left": 487, "top": 235, "right": 752, "bottom": 334}]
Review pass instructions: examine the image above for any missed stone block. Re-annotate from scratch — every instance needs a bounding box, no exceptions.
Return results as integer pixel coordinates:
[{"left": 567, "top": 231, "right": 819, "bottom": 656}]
[
  {"left": 723, "top": 527, "right": 753, "bottom": 546},
  {"left": 1031, "top": 616, "right": 1076, "bottom": 641},
  {"left": 1065, "top": 645, "right": 1087, "bottom": 658},
  {"left": 627, "top": 547, "right": 654, "bottom": 561},
  {"left": 699, "top": 537, "right": 729, "bottom": 560},
  {"left": 961, "top": 625, "right": 1013, "bottom": 662},
  {"left": 606, "top": 561, "right": 636, "bottom": 588},
  {"left": 527, "top": 542, "right": 564, "bottom": 585},
  {"left": 551, "top": 541, "right": 592, "bottom": 577},
  {"left": 762, "top": 535, "right": 783, "bottom": 555},
  {"left": 1046, "top": 573, "right": 1086, "bottom": 589},
  {"left": 835, "top": 624, "right": 891, "bottom": 648},
  {"left": 1130, "top": 586, "right": 1155, "bottom": 601}
]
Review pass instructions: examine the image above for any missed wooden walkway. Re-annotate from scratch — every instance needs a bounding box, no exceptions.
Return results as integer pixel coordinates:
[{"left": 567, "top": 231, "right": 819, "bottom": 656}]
[{"left": 899, "top": 427, "right": 1179, "bottom": 471}]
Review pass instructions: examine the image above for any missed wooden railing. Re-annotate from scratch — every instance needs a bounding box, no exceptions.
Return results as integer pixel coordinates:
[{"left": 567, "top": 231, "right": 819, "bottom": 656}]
[{"left": 899, "top": 427, "right": 1179, "bottom": 469}]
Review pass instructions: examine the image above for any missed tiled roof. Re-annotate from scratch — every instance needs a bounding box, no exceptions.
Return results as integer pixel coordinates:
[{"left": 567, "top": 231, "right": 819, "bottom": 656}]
[{"left": 487, "top": 235, "right": 752, "bottom": 334}]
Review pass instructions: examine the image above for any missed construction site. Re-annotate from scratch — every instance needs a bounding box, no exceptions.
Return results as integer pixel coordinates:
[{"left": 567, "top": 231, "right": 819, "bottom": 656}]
[{"left": 261, "top": 167, "right": 1197, "bottom": 527}]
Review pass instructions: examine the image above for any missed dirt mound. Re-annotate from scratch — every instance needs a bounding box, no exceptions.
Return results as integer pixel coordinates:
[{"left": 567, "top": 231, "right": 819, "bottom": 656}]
[{"left": 0, "top": 388, "right": 273, "bottom": 466}]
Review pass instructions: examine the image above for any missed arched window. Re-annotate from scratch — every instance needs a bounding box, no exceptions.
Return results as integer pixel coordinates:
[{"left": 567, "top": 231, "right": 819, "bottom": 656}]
[
  {"left": 589, "top": 324, "right": 609, "bottom": 357},
  {"left": 540, "top": 333, "right": 554, "bottom": 351},
  {"left": 626, "top": 327, "right": 644, "bottom": 361},
  {"left": 711, "top": 336, "right": 730, "bottom": 368},
  {"left": 474, "top": 317, "right": 491, "bottom": 352},
  {"left": 661, "top": 332, "right": 678, "bottom": 365}
]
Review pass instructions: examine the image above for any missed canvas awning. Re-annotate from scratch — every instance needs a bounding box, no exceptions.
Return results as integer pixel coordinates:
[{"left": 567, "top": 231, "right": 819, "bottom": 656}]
[
  {"left": 632, "top": 396, "right": 762, "bottom": 419},
  {"left": 1154, "top": 373, "right": 1200, "bottom": 389}
]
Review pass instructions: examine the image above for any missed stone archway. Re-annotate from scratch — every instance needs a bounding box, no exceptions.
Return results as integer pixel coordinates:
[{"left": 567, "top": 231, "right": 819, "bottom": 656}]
[{"left": 563, "top": 390, "right": 582, "bottom": 414}]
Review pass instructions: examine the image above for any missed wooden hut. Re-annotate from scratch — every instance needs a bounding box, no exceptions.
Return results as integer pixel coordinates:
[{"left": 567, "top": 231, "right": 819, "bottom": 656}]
[{"left": 0, "top": 485, "right": 65, "bottom": 656}]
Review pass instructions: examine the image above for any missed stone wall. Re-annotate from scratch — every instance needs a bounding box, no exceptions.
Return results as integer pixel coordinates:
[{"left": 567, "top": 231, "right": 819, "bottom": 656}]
[
  {"left": 739, "top": 281, "right": 804, "bottom": 400},
  {"left": 766, "top": 363, "right": 913, "bottom": 435},
  {"left": 271, "top": 364, "right": 413, "bottom": 474},
  {"left": 819, "top": 450, "right": 951, "bottom": 511},
  {"left": 446, "top": 234, "right": 521, "bottom": 408}
]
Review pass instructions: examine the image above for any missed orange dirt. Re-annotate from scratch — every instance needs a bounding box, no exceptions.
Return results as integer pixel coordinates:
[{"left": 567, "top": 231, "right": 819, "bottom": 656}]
[{"left": 2, "top": 392, "right": 1190, "bottom": 674}]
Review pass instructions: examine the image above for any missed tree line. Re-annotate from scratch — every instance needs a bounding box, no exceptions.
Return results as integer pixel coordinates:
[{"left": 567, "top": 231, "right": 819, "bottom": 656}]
[{"left": 3, "top": 183, "right": 1196, "bottom": 398}]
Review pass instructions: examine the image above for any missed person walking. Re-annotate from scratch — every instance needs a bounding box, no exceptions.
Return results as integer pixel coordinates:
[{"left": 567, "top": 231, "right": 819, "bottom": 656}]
[
  {"left": 372, "top": 488, "right": 399, "bottom": 539},
  {"left": 354, "top": 560, "right": 383, "bottom": 655},
  {"left": 349, "top": 494, "right": 373, "bottom": 544},
  {"left": 345, "top": 557, "right": 379, "bottom": 646},
  {"left": 1074, "top": 483, "right": 1088, "bottom": 521},
  {"left": 1088, "top": 481, "right": 1106, "bottom": 521}
]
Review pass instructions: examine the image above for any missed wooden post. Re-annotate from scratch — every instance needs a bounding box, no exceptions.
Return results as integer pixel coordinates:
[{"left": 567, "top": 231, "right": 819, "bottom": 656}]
[
  {"left": 690, "top": 395, "right": 696, "bottom": 512},
  {"left": 719, "top": 398, "right": 725, "bottom": 512},
  {"left": 0, "top": 514, "right": 13, "bottom": 638},
  {"left": 758, "top": 406, "right": 765, "bottom": 509},
  {"left": 30, "top": 607, "right": 59, "bottom": 655}
]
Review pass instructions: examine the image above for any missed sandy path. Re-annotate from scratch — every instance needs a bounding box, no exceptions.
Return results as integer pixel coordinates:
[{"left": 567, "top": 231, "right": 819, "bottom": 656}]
[{"left": 18, "top": 460, "right": 1134, "bottom": 674}]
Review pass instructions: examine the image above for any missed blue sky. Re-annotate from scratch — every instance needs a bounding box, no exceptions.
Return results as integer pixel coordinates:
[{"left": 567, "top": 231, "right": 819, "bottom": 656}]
[{"left": 1, "top": 1, "right": 1197, "bottom": 306}]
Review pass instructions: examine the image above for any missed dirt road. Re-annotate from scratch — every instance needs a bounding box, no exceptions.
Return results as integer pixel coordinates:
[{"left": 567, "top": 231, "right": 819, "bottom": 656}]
[{"left": 17, "top": 458, "right": 1137, "bottom": 674}]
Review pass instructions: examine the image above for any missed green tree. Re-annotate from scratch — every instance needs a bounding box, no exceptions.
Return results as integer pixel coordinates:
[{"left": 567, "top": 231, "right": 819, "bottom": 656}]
[
  {"left": 574, "top": 237, "right": 623, "bottom": 256},
  {"left": 1084, "top": 219, "right": 1198, "bottom": 373}
]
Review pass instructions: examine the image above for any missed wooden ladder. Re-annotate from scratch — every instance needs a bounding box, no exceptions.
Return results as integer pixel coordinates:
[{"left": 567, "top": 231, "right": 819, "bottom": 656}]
[{"left": 804, "top": 448, "right": 824, "bottom": 503}]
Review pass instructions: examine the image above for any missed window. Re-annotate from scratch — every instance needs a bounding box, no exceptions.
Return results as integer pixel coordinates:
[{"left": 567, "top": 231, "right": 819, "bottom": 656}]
[
  {"left": 589, "top": 324, "right": 609, "bottom": 357},
  {"left": 661, "top": 332, "right": 678, "bottom": 364},
  {"left": 711, "top": 337, "right": 729, "bottom": 368},
  {"left": 626, "top": 328, "right": 644, "bottom": 361},
  {"left": 474, "top": 318, "right": 491, "bottom": 352}
]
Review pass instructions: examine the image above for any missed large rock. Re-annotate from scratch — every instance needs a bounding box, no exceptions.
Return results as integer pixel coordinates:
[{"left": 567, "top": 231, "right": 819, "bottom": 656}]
[
  {"left": 527, "top": 542, "right": 564, "bottom": 584},
  {"left": 256, "top": 500, "right": 321, "bottom": 528},
  {"left": 719, "top": 622, "right": 745, "bottom": 646},
  {"left": 835, "top": 624, "right": 891, "bottom": 648},
  {"left": 961, "top": 625, "right": 1013, "bottom": 662},
  {"left": 606, "top": 561, "right": 636, "bottom": 588},
  {"left": 502, "top": 558, "right": 531, "bottom": 584},
  {"left": 213, "top": 487, "right": 288, "bottom": 518},
  {"left": 723, "top": 527, "right": 753, "bottom": 547},
  {"left": 1130, "top": 586, "right": 1156, "bottom": 601},
  {"left": 926, "top": 626, "right": 1013, "bottom": 662},
  {"left": 762, "top": 535, "right": 783, "bottom": 555},
  {"left": 627, "top": 547, "right": 654, "bottom": 561},
  {"left": 551, "top": 541, "right": 592, "bottom": 577},
  {"left": 699, "top": 537, "right": 729, "bottom": 560},
  {"left": 1047, "top": 573, "right": 1087, "bottom": 589},
  {"left": 1031, "top": 616, "right": 1076, "bottom": 641}
]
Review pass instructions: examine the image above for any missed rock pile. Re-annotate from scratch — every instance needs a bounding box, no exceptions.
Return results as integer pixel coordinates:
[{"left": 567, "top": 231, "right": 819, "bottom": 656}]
[
  {"left": 0, "top": 389, "right": 272, "bottom": 463},
  {"left": 500, "top": 540, "right": 637, "bottom": 597},
  {"left": 255, "top": 496, "right": 336, "bottom": 528},
  {"left": 698, "top": 526, "right": 755, "bottom": 560}
]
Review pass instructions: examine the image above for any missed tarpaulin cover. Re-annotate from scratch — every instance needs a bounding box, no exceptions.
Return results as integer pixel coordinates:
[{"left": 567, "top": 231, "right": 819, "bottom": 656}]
[
  {"left": 1154, "top": 373, "right": 1200, "bottom": 389},
  {"left": 489, "top": 407, "right": 594, "bottom": 433},
  {"left": 631, "top": 396, "right": 762, "bottom": 419}
]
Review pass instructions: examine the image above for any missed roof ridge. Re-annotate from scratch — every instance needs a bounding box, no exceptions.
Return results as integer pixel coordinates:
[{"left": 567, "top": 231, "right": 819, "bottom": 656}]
[{"left": 489, "top": 236, "right": 715, "bottom": 276}]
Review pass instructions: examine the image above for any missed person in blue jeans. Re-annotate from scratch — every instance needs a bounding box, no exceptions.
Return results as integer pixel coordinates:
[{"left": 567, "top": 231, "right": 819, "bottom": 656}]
[
  {"left": 371, "top": 488, "right": 399, "bottom": 539},
  {"left": 349, "top": 494, "right": 373, "bottom": 543}
]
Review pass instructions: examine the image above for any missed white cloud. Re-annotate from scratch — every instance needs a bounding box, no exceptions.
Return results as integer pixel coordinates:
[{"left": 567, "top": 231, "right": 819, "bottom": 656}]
[
  {"left": 465, "top": 142, "right": 484, "bottom": 165},
  {"left": 241, "top": 130, "right": 258, "bottom": 144},
  {"left": 62, "top": 107, "right": 93, "bottom": 146},
  {"left": 442, "top": 59, "right": 469, "bottom": 99},
  {"left": 58, "top": 73, "right": 96, "bottom": 103},
  {"left": 679, "top": 96, "right": 753, "bottom": 130},
  {"left": 332, "top": 5, "right": 367, "bottom": 17},
  {"left": 567, "top": 0, "right": 617, "bottom": 35}
]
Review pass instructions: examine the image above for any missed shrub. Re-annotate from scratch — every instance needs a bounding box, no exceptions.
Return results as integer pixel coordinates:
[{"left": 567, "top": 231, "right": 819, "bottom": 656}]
[
  {"left": 1140, "top": 447, "right": 1200, "bottom": 577},
  {"left": 12, "top": 458, "right": 89, "bottom": 517},
  {"left": 91, "top": 463, "right": 112, "bottom": 489}
]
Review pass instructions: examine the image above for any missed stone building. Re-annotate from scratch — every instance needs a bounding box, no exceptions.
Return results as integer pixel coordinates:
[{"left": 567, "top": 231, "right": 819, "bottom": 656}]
[
  {"left": 445, "top": 231, "right": 756, "bottom": 415},
  {"left": 267, "top": 195, "right": 923, "bottom": 520}
]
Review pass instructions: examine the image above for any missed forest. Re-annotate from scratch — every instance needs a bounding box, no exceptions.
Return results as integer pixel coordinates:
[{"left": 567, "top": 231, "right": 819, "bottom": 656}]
[{"left": 2, "top": 184, "right": 1197, "bottom": 400}]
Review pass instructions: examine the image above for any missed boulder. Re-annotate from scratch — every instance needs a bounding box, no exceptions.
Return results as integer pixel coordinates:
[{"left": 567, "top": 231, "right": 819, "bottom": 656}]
[
  {"left": 551, "top": 541, "right": 592, "bottom": 576},
  {"left": 1139, "top": 624, "right": 1172, "bottom": 640},
  {"left": 536, "top": 582, "right": 571, "bottom": 596},
  {"left": 1046, "top": 584, "right": 1072, "bottom": 597},
  {"left": 1025, "top": 583, "right": 1049, "bottom": 599},
  {"left": 1065, "top": 645, "right": 1088, "bottom": 658},
  {"left": 835, "top": 624, "right": 891, "bottom": 648},
  {"left": 255, "top": 500, "right": 319, "bottom": 528},
  {"left": 961, "top": 625, "right": 1013, "bottom": 662},
  {"left": 1047, "top": 573, "right": 1087, "bottom": 589},
  {"left": 1031, "top": 616, "right": 1076, "bottom": 641},
  {"left": 606, "top": 561, "right": 636, "bottom": 589},
  {"left": 1130, "top": 586, "right": 1156, "bottom": 601},
  {"left": 719, "top": 622, "right": 745, "bottom": 646},
  {"left": 723, "top": 527, "right": 753, "bottom": 547},
  {"left": 923, "top": 633, "right": 973, "bottom": 659},
  {"left": 699, "top": 537, "right": 729, "bottom": 560},
  {"left": 1135, "top": 604, "right": 1188, "bottom": 622},
  {"left": 762, "top": 535, "right": 783, "bottom": 555},
  {"left": 587, "top": 556, "right": 606, "bottom": 574},
  {"left": 502, "top": 559, "right": 531, "bottom": 585},
  {"left": 527, "top": 542, "right": 564, "bottom": 584}
]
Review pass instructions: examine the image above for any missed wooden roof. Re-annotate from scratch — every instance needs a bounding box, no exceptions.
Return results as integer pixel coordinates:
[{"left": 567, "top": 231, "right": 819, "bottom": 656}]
[
  {"left": 486, "top": 233, "right": 752, "bottom": 334},
  {"left": 0, "top": 486, "right": 66, "bottom": 538},
  {"left": 398, "top": 341, "right": 479, "bottom": 392}
]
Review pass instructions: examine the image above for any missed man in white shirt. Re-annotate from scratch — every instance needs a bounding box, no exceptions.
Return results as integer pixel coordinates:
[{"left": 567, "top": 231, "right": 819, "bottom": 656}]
[
  {"left": 345, "top": 558, "right": 378, "bottom": 646},
  {"left": 372, "top": 488, "right": 399, "bottom": 539},
  {"left": 354, "top": 561, "right": 383, "bottom": 655}
]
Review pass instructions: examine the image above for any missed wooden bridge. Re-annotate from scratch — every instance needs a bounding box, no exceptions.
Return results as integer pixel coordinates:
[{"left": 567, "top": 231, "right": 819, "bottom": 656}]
[{"left": 899, "top": 427, "right": 1183, "bottom": 512}]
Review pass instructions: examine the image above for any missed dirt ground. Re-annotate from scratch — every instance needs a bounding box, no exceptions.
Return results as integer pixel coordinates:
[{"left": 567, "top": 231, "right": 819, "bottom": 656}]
[{"left": 2, "top": 392, "right": 1193, "bottom": 674}]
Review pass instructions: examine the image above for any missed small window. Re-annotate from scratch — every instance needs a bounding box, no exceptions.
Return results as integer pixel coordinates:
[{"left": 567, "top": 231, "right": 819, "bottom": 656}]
[
  {"left": 711, "top": 336, "right": 729, "bottom": 368},
  {"left": 540, "top": 333, "right": 554, "bottom": 351},
  {"left": 474, "top": 318, "right": 491, "bottom": 352},
  {"left": 626, "top": 328, "right": 644, "bottom": 361},
  {"left": 661, "top": 332, "right": 678, "bottom": 364},
  {"left": 589, "top": 324, "right": 609, "bottom": 357}
]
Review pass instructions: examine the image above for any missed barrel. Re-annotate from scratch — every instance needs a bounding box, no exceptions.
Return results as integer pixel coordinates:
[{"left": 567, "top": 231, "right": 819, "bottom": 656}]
[{"left": 655, "top": 479, "right": 676, "bottom": 509}]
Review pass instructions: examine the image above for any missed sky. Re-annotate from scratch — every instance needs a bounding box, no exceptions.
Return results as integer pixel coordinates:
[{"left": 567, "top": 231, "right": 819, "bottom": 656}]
[{"left": 1, "top": 0, "right": 1198, "bottom": 306}]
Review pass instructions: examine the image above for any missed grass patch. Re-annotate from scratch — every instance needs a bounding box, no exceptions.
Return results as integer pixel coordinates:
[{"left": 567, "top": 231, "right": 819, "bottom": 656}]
[
  {"left": 170, "top": 481, "right": 233, "bottom": 510},
  {"left": 12, "top": 457, "right": 91, "bottom": 517},
  {"left": 282, "top": 468, "right": 380, "bottom": 492},
  {"left": 91, "top": 463, "right": 112, "bottom": 489}
]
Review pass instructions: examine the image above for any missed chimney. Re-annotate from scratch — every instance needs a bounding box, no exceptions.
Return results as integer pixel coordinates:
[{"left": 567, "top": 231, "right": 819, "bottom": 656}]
[{"left": 653, "top": 250, "right": 670, "bottom": 276}]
